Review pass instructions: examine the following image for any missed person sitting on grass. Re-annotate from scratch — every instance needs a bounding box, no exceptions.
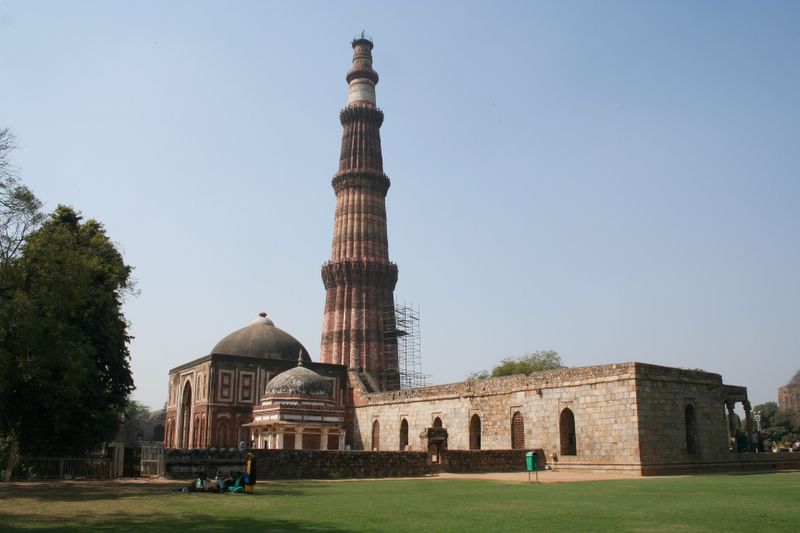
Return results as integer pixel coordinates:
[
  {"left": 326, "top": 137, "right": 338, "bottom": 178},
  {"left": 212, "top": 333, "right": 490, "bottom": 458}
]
[
  {"left": 188, "top": 471, "right": 207, "bottom": 492},
  {"left": 227, "top": 471, "right": 245, "bottom": 493},
  {"left": 214, "top": 469, "right": 227, "bottom": 493}
]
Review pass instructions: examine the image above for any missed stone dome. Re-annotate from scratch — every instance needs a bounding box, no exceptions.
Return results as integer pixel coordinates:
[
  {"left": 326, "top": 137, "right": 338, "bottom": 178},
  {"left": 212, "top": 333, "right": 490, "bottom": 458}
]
[
  {"left": 211, "top": 313, "right": 311, "bottom": 362},
  {"left": 264, "top": 363, "right": 332, "bottom": 397}
]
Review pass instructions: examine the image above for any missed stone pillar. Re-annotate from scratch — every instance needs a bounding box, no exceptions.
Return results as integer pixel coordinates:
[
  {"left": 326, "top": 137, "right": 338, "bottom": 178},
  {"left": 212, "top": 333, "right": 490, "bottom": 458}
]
[
  {"left": 725, "top": 401, "right": 737, "bottom": 439},
  {"left": 321, "top": 428, "right": 329, "bottom": 451},
  {"left": 743, "top": 401, "right": 752, "bottom": 435},
  {"left": 296, "top": 428, "right": 304, "bottom": 451},
  {"left": 276, "top": 432, "right": 284, "bottom": 450},
  {"left": 339, "top": 432, "right": 346, "bottom": 450}
]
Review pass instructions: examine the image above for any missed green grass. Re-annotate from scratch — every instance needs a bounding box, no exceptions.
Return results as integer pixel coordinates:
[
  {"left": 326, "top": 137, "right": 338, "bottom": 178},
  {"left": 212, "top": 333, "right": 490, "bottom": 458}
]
[{"left": 0, "top": 473, "right": 798, "bottom": 532}]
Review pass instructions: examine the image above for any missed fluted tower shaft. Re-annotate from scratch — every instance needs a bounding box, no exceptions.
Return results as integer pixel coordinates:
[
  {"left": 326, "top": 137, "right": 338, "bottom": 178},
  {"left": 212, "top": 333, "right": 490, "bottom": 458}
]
[{"left": 321, "top": 37, "right": 399, "bottom": 391}]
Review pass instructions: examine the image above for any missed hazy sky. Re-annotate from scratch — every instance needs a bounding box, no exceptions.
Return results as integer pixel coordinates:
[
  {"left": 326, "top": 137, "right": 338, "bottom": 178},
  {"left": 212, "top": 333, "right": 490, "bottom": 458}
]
[{"left": 1, "top": 1, "right": 798, "bottom": 410}]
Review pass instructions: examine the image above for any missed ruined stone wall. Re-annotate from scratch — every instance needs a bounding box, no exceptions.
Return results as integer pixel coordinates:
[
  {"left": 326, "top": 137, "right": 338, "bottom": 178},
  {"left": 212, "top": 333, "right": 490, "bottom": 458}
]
[
  {"left": 778, "top": 384, "right": 800, "bottom": 413},
  {"left": 352, "top": 364, "right": 644, "bottom": 472},
  {"left": 443, "top": 450, "right": 540, "bottom": 473},
  {"left": 634, "top": 363, "right": 729, "bottom": 464},
  {"left": 166, "top": 448, "right": 432, "bottom": 479}
]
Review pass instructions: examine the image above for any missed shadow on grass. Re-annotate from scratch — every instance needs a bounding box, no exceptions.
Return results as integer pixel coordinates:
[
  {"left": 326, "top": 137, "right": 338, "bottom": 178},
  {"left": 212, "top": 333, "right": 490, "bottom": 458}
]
[
  {"left": 0, "top": 511, "right": 349, "bottom": 532},
  {"left": 0, "top": 481, "right": 320, "bottom": 503}
]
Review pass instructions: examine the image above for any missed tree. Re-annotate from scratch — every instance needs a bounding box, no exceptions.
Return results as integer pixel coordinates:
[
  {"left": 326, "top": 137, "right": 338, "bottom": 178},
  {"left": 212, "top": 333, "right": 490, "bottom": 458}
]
[
  {"left": 789, "top": 369, "right": 800, "bottom": 386},
  {"left": 753, "top": 401, "right": 800, "bottom": 447},
  {"left": 0, "top": 128, "right": 44, "bottom": 264},
  {"left": 0, "top": 206, "right": 135, "bottom": 455},
  {"left": 467, "top": 351, "right": 565, "bottom": 380}
]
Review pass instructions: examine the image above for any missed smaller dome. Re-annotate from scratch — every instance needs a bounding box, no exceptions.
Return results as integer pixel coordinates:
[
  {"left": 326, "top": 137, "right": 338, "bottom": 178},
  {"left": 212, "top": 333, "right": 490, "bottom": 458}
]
[{"left": 265, "top": 364, "right": 332, "bottom": 397}]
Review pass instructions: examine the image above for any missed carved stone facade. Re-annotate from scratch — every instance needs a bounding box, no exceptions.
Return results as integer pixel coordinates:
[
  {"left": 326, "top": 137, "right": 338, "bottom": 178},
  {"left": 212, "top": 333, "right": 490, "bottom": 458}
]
[
  {"left": 320, "top": 36, "right": 399, "bottom": 392},
  {"left": 349, "top": 363, "right": 741, "bottom": 474},
  {"left": 164, "top": 315, "right": 349, "bottom": 450},
  {"left": 163, "top": 38, "right": 755, "bottom": 477},
  {"left": 778, "top": 384, "right": 800, "bottom": 413}
]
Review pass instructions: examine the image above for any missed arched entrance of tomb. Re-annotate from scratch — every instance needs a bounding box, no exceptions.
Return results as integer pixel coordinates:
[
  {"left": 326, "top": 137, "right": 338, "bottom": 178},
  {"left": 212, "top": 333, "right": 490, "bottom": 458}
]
[
  {"left": 399, "top": 419, "right": 409, "bottom": 450},
  {"left": 372, "top": 420, "right": 381, "bottom": 451},
  {"left": 469, "top": 414, "right": 481, "bottom": 450},
  {"left": 179, "top": 381, "right": 192, "bottom": 449},
  {"left": 560, "top": 408, "right": 577, "bottom": 455},
  {"left": 685, "top": 404, "right": 698, "bottom": 454},
  {"left": 433, "top": 417, "right": 442, "bottom": 429},
  {"left": 511, "top": 411, "right": 525, "bottom": 449}
]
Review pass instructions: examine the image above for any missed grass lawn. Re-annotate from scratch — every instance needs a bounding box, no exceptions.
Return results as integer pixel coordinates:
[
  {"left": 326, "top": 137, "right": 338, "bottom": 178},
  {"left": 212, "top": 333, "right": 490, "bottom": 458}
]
[{"left": 0, "top": 472, "right": 797, "bottom": 532}]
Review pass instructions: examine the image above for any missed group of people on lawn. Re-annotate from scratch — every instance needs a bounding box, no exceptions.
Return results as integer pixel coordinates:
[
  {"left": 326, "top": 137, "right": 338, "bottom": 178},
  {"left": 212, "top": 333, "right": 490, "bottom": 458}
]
[{"left": 186, "top": 452, "right": 258, "bottom": 494}]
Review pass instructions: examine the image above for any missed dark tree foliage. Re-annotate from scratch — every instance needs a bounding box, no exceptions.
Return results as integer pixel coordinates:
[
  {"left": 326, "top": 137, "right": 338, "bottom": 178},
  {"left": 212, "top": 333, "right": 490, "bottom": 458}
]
[
  {"left": 467, "top": 351, "right": 565, "bottom": 380},
  {"left": 790, "top": 369, "right": 800, "bottom": 386},
  {"left": 0, "top": 206, "right": 135, "bottom": 455},
  {"left": 753, "top": 402, "right": 800, "bottom": 446}
]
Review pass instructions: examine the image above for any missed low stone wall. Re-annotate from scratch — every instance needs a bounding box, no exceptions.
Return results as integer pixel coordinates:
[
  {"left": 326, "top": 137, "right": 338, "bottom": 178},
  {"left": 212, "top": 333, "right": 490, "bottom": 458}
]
[
  {"left": 640, "top": 452, "right": 800, "bottom": 476},
  {"left": 165, "top": 448, "right": 434, "bottom": 479},
  {"left": 443, "top": 450, "right": 541, "bottom": 473}
]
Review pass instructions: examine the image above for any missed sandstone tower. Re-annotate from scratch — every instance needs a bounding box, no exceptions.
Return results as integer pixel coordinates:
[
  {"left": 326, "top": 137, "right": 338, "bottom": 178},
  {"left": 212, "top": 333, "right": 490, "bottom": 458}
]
[{"left": 320, "top": 36, "right": 399, "bottom": 391}]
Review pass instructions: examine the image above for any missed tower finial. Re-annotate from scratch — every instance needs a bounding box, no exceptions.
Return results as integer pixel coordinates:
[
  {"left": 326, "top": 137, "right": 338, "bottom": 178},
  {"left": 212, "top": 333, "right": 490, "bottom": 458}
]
[{"left": 297, "top": 350, "right": 304, "bottom": 367}]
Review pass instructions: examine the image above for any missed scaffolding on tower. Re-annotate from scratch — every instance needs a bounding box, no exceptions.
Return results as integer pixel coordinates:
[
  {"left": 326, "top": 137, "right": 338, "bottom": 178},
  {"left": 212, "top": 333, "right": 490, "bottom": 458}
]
[{"left": 383, "top": 302, "right": 425, "bottom": 389}]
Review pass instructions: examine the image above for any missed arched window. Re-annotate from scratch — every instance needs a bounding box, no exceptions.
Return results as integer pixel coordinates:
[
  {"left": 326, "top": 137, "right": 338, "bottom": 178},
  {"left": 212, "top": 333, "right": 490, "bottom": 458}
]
[
  {"left": 433, "top": 417, "right": 443, "bottom": 429},
  {"left": 511, "top": 411, "right": 525, "bottom": 449},
  {"left": 152, "top": 424, "right": 165, "bottom": 442},
  {"left": 179, "top": 381, "right": 192, "bottom": 449},
  {"left": 399, "top": 419, "right": 409, "bottom": 450},
  {"left": 685, "top": 404, "right": 698, "bottom": 454},
  {"left": 560, "top": 408, "right": 577, "bottom": 455},
  {"left": 372, "top": 420, "right": 381, "bottom": 451},
  {"left": 469, "top": 414, "right": 481, "bottom": 450}
]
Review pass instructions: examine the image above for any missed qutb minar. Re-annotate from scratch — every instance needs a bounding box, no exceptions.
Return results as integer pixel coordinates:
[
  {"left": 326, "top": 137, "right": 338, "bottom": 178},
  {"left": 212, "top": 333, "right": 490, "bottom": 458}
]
[
  {"left": 320, "top": 35, "right": 400, "bottom": 392},
  {"left": 163, "top": 37, "right": 764, "bottom": 478}
]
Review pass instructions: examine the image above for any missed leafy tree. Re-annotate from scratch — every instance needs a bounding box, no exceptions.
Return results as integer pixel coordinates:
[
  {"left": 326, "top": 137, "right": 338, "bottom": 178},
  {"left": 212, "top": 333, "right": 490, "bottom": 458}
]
[
  {"left": 467, "top": 351, "right": 565, "bottom": 380},
  {"left": 753, "top": 402, "right": 779, "bottom": 429},
  {"left": 465, "top": 370, "right": 491, "bottom": 381},
  {"left": 753, "top": 401, "right": 800, "bottom": 447},
  {"left": 0, "top": 205, "right": 135, "bottom": 455},
  {"left": 0, "top": 128, "right": 44, "bottom": 264},
  {"left": 789, "top": 369, "right": 800, "bottom": 386},
  {"left": 118, "top": 401, "right": 161, "bottom": 447}
]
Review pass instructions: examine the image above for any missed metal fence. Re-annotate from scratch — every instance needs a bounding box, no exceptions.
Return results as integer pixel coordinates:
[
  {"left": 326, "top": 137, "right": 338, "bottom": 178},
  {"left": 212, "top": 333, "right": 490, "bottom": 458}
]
[
  {"left": 140, "top": 445, "right": 164, "bottom": 477},
  {"left": 9, "top": 456, "right": 113, "bottom": 481}
]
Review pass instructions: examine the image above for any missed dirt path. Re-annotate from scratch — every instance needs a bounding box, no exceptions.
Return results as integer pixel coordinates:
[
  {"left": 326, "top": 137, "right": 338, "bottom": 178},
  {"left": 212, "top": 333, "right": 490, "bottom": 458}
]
[{"left": 0, "top": 470, "right": 646, "bottom": 489}]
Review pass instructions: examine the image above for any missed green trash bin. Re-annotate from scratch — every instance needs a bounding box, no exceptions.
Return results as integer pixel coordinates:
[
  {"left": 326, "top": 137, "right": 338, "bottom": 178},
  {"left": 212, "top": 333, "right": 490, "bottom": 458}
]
[
  {"left": 525, "top": 451, "right": 539, "bottom": 484},
  {"left": 526, "top": 451, "right": 537, "bottom": 471}
]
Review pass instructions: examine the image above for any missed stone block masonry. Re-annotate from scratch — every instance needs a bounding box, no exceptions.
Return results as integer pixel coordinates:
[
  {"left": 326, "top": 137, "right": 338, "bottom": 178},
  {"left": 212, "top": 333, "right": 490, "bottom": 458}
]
[
  {"left": 164, "top": 448, "right": 547, "bottom": 479},
  {"left": 166, "top": 448, "right": 433, "bottom": 480}
]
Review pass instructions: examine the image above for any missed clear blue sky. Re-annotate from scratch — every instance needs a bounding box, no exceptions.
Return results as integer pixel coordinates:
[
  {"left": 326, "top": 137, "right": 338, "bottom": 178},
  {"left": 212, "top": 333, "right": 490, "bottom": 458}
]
[{"left": 1, "top": 1, "right": 798, "bottom": 410}]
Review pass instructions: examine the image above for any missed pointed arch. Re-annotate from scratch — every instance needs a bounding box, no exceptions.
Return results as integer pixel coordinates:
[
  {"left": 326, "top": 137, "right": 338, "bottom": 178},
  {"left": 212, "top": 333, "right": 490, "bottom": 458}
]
[
  {"left": 372, "top": 419, "right": 381, "bottom": 451},
  {"left": 399, "top": 418, "right": 409, "bottom": 450},
  {"left": 685, "top": 404, "right": 698, "bottom": 454},
  {"left": 469, "top": 414, "right": 481, "bottom": 450},
  {"left": 432, "top": 416, "right": 443, "bottom": 429},
  {"left": 559, "top": 408, "right": 576, "bottom": 455},
  {"left": 179, "top": 381, "right": 192, "bottom": 449},
  {"left": 511, "top": 411, "right": 525, "bottom": 449}
]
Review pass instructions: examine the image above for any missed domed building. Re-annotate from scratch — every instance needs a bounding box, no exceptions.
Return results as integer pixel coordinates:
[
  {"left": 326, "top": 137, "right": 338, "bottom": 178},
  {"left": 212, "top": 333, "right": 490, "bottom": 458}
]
[
  {"left": 164, "top": 313, "right": 348, "bottom": 449},
  {"left": 245, "top": 356, "right": 346, "bottom": 450}
]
